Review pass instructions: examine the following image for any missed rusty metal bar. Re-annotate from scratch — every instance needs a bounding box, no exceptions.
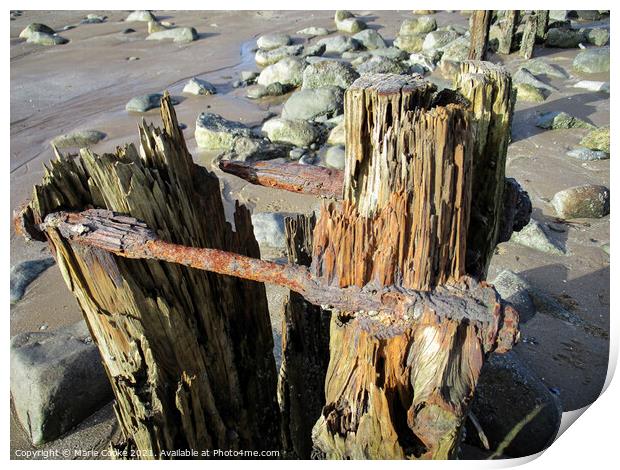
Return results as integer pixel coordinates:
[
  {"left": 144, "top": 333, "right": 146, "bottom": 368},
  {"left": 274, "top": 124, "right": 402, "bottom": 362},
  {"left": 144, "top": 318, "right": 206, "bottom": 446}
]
[
  {"left": 219, "top": 161, "right": 532, "bottom": 242},
  {"left": 24, "top": 208, "right": 518, "bottom": 351},
  {"left": 219, "top": 160, "right": 344, "bottom": 199}
]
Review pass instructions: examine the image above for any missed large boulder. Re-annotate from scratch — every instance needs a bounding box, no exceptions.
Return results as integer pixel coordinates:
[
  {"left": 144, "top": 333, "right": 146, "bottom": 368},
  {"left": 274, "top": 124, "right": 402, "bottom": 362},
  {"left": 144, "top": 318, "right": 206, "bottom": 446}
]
[
  {"left": 10, "top": 322, "right": 113, "bottom": 445},
  {"left": 370, "top": 47, "right": 409, "bottom": 60},
  {"left": 522, "top": 59, "right": 568, "bottom": 79},
  {"left": 438, "top": 36, "right": 471, "bottom": 62},
  {"left": 551, "top": 184, "right": 610, "bottom": 219},
  {"left": 257, "top": 57, "right": 305, "bottom": 87},
  {"left": 513, "top": 67, "right": 556, "bottom": 92},
  {"left": 302, "top": 60, "right": 359, "bottom": 90},
  {"left": 324, "top": 145, "right": 346, "bottom": 170},
  {"left": 262, "top": 117, "right": 320, "bottom": 147},
  {"left": 515, "top": 83, "right": 548, "bottom": 103},
  {"left": 194, "top": 113, "right": 254, "bottom": 150},
  {"left": 465, "top": 351, "right": 562, "bottom": 458},
  {"left": 573, "top": 47, "right": 610, "bottom": 74},
  {"left": 327, "top": 121, "right": 345, "bottom": 145},
  {"left": 282, "top": 87, "right": 344, "bottom": 121},
  {"left": 251, "top": 212, "right": 288, "bottom": 251},
  {"left": 585, "top": 28, "right": 610, "bottom": 47}
]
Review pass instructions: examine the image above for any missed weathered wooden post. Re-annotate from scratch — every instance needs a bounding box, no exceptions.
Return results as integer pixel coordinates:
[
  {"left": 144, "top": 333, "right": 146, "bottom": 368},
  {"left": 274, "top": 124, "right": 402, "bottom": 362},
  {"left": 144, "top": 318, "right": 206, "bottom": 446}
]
[
  {"left": 16, "top": 95, "right": 281, "bottom": 458},
  {"left": 278, "top": 214, "right": 331, "bottom": 459},
  {"left": 455, "top": 61, "right": 515, "bottom": 278},
  {"left": 468, "top": 10, "right": 492, "bottom": 60},
  {"left": 17, "top": 67, "right": 526, "bottom": 460},
  {"left": 308, "top": 71, "right": 518, "bottom": 459},
  {"left": 520, "top": 14, "right": 537, "bottom": 59},
  {"left": 496, "top": 10, "right": 519, "bottom": 55},
  {"left": 533, "top": 10, "right": 549, "bottom": 43}
]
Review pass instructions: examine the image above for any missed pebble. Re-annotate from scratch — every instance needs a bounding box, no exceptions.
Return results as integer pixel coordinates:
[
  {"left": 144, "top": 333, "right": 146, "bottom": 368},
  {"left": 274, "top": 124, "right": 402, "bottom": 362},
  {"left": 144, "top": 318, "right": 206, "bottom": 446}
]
[
  {"left": 183, "top": 77, "right": 217, "bottom": 95},
  {"left": 297, "top": 26, "right": 329, "bottom": 36},
  {"left": 257, "top": 33, "right": 291, "bottom": 50},
  {"left": 147, "top": 27, "right": 198, "bottom": 43},
  {"left": 324, "top": 146, "right": 346, "bottom": 170},
  {"left": 194, "top": 112, "right": 254, "bottom": 150},
  {"left": 126, "top": 10, "right": 156, "bottom": 22},
  {"left": 566, "top": 147, "right": 609, "bottom": 161},
  {"left": 573, "top": 80, "right": 610, "bottom": 93},
  {"left": 125, "top": 93, "right": 175, "bottom": 113}
]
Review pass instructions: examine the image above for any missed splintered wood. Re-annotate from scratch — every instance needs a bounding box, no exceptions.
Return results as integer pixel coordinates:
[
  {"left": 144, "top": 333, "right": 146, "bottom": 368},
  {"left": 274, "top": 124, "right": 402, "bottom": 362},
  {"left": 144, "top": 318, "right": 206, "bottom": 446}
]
[
  {"left": 455, "top": 61, "right": 515, "bottom": 278},
  {"left": 313, "top": 75, "right": 472, "bottom": 291},
  {"left": 310, "top": 70, "right": 519, "bottom": 460},
  {"left": 277, "top": 214, "right": 331, "bottom": 459},
  {"left": 16, "top": 65, "right": 523, "bottom": 461},
  {"left": 468, "top": 10, "right": 492, "bottom": 60},
  {"left": 18, "top": 94, "right": 280, "bottom": 457}
]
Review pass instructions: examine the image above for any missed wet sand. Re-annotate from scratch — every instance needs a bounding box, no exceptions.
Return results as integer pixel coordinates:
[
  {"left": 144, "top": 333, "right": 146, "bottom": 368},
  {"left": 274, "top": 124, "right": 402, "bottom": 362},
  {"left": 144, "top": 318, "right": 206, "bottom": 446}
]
[{"left": 10, "top": 10, "right": 609, "bottom": 457}]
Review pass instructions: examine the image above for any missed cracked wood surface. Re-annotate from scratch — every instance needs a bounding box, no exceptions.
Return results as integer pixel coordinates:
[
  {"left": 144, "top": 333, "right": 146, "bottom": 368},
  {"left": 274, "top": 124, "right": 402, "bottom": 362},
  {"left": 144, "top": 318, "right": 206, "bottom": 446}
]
[
  {"left": 18, "top": 94, "right": 281, "bottom": 458},
  {"left": 310, "top": 70, "right": 520, "bottom": 460}
]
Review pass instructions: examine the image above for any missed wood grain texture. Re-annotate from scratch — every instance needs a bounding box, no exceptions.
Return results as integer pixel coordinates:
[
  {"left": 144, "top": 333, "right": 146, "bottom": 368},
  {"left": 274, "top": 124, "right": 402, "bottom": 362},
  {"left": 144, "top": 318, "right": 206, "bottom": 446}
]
[
  {"left": 310, "top": 72, "right": 519, "bottom": 459},
  {"left": 520, "top": 14, "right": 537, "bottom": 59},
  {"left": 496, "top": 11, "right": 519, "bottom": 55},
  {"left": 277, "top": 214, "right": 331, "bottom": 459},
  {"left": 455, "top": 61, "right": 515, "bottom": 279},
  {"left": 21, "top": 94, "right": 281, "bottom": 458},
  {"left": 468, "top": 11, "right": 492, "bottom": 60}
]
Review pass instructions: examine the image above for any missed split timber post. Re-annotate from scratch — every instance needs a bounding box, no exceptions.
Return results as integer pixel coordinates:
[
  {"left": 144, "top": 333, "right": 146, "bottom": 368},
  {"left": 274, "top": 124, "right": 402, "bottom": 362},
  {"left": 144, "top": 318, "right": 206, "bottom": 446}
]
[
  {"left": 15, "top": 68, "right": 526, "bottom": 460},
  {"left": 277, "top": 214, "right": 331, "bottom": 459},
  {"left": 468, "top": 10, "right": 493, "bottom": 60},
  {"left": 309, "top": 70, "right": 519, "bottom": 459},
  {"left": 16, "top": 95, "right": 281, "bottom": 458},
  {"left": 496, "top": 10, "right": 519, "bottom": 55},
  {"left": 533, "top": 10, "right": 549, "bottom": 44},
  {"left": 520, "top": 14, "right": 537, "bottom": 60}
]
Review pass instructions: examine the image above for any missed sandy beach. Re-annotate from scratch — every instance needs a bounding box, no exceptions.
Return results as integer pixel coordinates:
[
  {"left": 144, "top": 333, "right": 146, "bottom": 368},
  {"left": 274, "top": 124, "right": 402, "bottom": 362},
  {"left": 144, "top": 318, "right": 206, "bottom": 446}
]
[{"left": 10, "top": 10, "right": 609, "bottom": 458}]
